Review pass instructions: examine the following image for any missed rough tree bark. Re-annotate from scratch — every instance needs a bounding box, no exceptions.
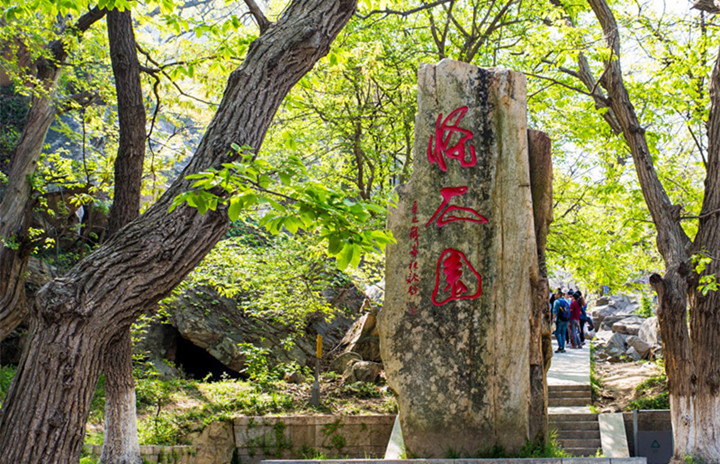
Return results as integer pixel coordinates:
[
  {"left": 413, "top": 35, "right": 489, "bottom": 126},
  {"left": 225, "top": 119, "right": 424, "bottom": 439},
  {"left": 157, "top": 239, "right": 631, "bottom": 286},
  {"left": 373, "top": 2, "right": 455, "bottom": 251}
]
[
  {"left": 585, "top": 0, "right": 720, "bottom": 461},
  {"left": 0, "top": 1, "right": 357, "bottom": 462},
  {"left": 100, "top": 8, "right": 147, "bottom": 464},
  {"left": 0, "top": 7, "right": 106, "bottom": 340},
  {"left": 528, "top": 129, "right": 553, "bottom": 444}
]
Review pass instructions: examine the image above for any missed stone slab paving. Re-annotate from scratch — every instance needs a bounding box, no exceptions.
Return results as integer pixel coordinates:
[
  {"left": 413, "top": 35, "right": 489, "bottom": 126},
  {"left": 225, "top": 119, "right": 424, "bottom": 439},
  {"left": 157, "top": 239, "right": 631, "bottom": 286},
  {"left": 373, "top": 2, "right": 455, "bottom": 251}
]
[
  {"left": 548, "top": 338, "right": 591, "bottom": 387},
  {"left": 548, "top": 338, "right": 593, "bottom": 415},
  {"left": 263, "top": 459, "right": 646, "bottom": 464}
]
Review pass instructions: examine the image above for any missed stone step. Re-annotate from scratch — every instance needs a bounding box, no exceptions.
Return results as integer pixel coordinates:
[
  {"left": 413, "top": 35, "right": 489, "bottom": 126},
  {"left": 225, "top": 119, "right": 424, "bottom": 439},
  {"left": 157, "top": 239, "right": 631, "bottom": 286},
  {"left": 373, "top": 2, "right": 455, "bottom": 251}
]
[
  {"left": 559, "top": 438, "right": 601, "bottom": 447},
  {"left": 550, "top": 413, "right": 597, "bottom": 422},
  {"left": 551, "top": 421, "right": 599, "bottom": 431},
  {"left": 549, "top": 390, "right": 592, "bottom": 399},
  {"left": 555, "top": 430, "right": 600, "bottom": 440},
  {"left": 564, "top": 447, "right": 601, "bottom": 457},
  {"left": 549, "top": 398, "right": 592, "bottom": 407},
  {"left": 549, "top": 384, "right": 591, "bottom": 392}
]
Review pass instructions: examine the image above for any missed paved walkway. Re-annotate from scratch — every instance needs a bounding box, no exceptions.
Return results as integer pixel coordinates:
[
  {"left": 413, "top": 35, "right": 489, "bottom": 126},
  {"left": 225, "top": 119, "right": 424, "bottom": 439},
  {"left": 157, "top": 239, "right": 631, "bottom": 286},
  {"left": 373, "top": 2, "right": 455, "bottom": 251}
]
[
  {"left": 548, "top": 338, "right": 593, "bottom": 414},
  {"left": 548, "top": 338, "right": 591, "bottom": 387}
]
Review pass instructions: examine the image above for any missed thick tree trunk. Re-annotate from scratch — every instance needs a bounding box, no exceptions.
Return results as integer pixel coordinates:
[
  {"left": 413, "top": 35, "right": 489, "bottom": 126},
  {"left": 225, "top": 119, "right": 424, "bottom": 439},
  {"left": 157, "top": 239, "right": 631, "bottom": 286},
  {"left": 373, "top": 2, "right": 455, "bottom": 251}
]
[
  {"left": 101, "top": 8, "right": 147, "bottom": 464},
  {"left": 0, "top": 1, "right": 357, "bottom": 462},
  {"left": 101, "top": 330, "right": 141, "bottom": 464},
  {"left": 0, "top": 7, "right": 106, "bottom": 340},
  {"left": 586, "top": 1, "right": 720, "bottom": 461},
  {"left": 528, "top": 129, "right": 553, "bottom": 444}
]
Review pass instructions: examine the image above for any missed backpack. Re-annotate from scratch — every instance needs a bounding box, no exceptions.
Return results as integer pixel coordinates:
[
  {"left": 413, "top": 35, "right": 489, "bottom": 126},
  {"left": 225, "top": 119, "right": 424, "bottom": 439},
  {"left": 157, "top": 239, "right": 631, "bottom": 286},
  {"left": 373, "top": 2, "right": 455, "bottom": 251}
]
[{"left": 555, "top": 299, "right": 570, "bottom": 322}]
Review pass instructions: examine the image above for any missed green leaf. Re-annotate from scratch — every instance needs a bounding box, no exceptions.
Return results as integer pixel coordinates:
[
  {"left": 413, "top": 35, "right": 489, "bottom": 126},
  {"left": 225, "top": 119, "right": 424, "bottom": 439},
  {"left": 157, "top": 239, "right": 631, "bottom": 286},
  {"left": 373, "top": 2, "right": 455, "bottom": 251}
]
[
  {"left": 228, "top": 197, "right": 243, "bottom": 221},
  {"left": 327, "top": 236, "right": 342, "bottom": 255},
  {"left": 279, "top": 171, "right": 292, "bottom": 186}
]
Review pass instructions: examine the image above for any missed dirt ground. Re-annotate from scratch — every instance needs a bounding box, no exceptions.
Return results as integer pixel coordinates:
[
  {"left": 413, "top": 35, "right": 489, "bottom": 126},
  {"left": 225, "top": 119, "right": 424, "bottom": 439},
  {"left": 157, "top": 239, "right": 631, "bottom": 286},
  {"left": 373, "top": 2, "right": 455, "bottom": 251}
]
[{"left": 593, "top": 359, "right": 664, "bottom": 412}]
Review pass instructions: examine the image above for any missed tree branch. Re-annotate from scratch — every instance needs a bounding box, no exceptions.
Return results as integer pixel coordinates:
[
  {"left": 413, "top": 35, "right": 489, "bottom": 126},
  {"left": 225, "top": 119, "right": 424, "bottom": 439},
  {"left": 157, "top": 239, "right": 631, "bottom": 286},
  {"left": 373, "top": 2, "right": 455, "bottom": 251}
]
[
  {"left": 243, "top": 0, "right": 271, "bottom": 33},
  {"left": 693, "top": 0, "right": 720, "bottom": 14},
  {"left": 356, "top": 0, "right": 452, "bottom": 19}
]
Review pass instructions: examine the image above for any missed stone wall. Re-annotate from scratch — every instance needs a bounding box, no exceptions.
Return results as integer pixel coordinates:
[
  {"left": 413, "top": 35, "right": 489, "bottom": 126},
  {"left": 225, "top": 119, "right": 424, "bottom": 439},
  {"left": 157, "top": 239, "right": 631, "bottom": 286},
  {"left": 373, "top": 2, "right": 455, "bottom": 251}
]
[{"left": 83, "top": 415, "right": 395, "bottom": 464}]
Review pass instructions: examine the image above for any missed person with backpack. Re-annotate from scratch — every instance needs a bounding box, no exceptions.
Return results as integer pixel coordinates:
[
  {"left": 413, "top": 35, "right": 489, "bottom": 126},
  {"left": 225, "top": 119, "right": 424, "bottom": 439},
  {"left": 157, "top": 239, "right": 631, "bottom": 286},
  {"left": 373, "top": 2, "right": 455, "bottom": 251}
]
[{"left": 552, "top": 289, "right": 571, "bottom": 353}]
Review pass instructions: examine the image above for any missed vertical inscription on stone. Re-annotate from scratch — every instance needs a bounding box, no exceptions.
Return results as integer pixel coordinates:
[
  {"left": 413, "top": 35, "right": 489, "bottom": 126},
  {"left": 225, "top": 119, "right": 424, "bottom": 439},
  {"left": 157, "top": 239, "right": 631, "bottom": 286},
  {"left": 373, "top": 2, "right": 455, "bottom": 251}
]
[{"left": 379, "top": 59, "right": 536, "bottom": 457}]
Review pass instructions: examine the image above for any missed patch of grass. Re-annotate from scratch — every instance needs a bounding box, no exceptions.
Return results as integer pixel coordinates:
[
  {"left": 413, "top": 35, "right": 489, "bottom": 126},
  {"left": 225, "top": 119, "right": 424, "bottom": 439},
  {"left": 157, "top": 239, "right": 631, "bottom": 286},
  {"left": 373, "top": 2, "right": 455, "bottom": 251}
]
[
  {"left": 519, "top": 429, "right": 571, "bottom": 458},
  {"left": 627, "top": 371, "right": 669, "bottom": 410}
]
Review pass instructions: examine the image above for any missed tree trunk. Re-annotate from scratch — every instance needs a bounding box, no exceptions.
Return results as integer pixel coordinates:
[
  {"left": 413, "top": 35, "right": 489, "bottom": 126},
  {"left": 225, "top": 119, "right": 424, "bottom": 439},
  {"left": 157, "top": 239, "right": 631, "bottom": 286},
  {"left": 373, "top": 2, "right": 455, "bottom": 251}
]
[
  {"left": 527, "top": 129, "right": 553, "bottom": 444},
  {"left": 0, "top": 7, "right": 106, "bottom": 340},
  {"left": 101, "top": 330, "right": 141, "bottom": 464},
  {"left": 101, "top": 8, "right": 147, "bottom": 464},
  {"left": 0, "top": 1, "right": 356, "bottom": 462},
  {"left": 585, "top": 0, "right": 720, "bottom": 461}
]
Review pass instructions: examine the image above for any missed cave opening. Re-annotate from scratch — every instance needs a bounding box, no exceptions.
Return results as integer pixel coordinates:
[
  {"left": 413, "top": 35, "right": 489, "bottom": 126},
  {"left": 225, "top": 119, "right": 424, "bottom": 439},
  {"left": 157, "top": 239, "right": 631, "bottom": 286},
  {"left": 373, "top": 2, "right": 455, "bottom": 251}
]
[{"left": 162, "top": 325, "right": 242, "bottom": 381}]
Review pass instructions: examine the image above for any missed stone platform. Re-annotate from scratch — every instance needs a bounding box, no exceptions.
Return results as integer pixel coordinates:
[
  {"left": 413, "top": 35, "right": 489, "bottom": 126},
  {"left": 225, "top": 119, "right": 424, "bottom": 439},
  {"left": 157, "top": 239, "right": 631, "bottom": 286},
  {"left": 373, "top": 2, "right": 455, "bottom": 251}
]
[{"left": 263, "top": 458, "right": 646, "bottom": 464}]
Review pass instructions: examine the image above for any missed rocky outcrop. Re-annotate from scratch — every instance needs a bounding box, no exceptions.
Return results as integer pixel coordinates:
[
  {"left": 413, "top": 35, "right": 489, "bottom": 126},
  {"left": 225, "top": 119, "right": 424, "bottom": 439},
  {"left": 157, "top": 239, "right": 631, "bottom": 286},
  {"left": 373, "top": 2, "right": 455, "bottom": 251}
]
[
  {"left": 141, "top": 281, "right": 368, "bottom": 377},
  {"left": 335, "top": 305, "right": 381, "bottom": 363},
  {"left": 380, "top": 61, "right": 535, "bottom": 456}
]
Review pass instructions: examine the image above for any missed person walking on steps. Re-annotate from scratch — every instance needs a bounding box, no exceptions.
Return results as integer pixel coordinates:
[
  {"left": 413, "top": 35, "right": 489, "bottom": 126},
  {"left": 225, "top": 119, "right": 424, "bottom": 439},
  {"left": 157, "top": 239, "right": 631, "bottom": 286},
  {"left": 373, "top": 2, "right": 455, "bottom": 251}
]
[{"left": 553, "top": 289, "right": 571, "bottom": 353}]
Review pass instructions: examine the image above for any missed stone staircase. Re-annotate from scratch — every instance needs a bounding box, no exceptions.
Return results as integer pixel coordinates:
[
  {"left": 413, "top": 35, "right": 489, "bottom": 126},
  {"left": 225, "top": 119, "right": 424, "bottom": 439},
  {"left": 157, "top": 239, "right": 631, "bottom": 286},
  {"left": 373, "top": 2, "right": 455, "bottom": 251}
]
[{"left": 548, "top": 384, "right": 601, "bottom": 457}]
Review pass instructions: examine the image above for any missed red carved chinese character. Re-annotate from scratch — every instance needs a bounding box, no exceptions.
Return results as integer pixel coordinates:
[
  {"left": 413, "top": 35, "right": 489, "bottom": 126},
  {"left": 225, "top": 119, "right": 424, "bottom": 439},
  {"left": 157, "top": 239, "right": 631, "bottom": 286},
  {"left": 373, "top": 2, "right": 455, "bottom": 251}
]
[
  {"left": 432, "top": 248, "right": 482, "bottom": 305},
  {"left": 409, "top": 226, "right": 419, "bottom": 240},
  {"left": 406, "top": 272, "right": 420, "bottom": 285},
  {"left": 412, "top": 201, "right": 418, "bottom": 214},
  {"left": 427, "top": 106, "right": 477, "bottom": 172},
  {"left": 408, "top": 285, "right": 419, "bottom": 296},
  {"left": 426, "top": 186, "right": 488, "bottom": 228},
  {"left": 410, "top": 245, "right": 419, "bottom": 258},
  {"left": 407, "top": 305, "right": 418, "bottom": 315}
]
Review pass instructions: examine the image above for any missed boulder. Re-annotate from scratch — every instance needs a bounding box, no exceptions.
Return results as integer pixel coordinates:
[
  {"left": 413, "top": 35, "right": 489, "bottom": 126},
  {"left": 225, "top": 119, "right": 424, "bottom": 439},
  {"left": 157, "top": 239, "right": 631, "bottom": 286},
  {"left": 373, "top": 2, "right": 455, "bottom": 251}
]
[
  {"left": 592, "top": 305, "right": 619, "bottom": 326},
  {"left": 626, "top": 336, "right": 652, "bottom": 359},
  {"left": 148, "top": 279, "right": 368, "bottom": 377},
  {"left": 596, "top": 296, "right": 611, "bottom": 306},
  {"left": 329, "top": 352, "right": 362, "bottom": 374},
  {"left": 343, "top": 360, "right": 382, "bottom": 384},
  {"left": 365, "top": 281, "right": 385, "bottom": 303},
  {"left": 638, "top": 316, "right": 660, "bottom": 345},
  {"left": 612, "top": 315, "right": 644, "bottom": 335},
  {"left": 626, "top": 346, "right": 642, "bottom": 362},
  {"left": 607, "top": 332, "right": 628, "bottom": 351},
  {"left": 336, "top": 307, "right": 381, "bottom": 362},
  {"left": 601, "top": 314, "right": 631, "bottom": 332}
]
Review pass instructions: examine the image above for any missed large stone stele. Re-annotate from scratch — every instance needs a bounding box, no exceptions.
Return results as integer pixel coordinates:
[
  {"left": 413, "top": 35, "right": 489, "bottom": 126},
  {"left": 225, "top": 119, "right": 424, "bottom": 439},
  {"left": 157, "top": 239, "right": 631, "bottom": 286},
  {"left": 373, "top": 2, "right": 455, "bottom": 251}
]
[{"left": 379, "top": 60, "right": 535, "bottom": 457}]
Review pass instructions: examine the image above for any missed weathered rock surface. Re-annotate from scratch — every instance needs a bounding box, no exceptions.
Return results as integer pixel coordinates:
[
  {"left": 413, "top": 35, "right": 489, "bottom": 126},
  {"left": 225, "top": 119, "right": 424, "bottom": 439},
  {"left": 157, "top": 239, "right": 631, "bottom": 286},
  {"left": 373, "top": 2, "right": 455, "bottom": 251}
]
[
  {"left": 626, "top": 336, "right": 652, "bottom": 359},
  {"left": 612, "top": 315, "right": 644, "bottom": 335},
  {"left": 638, "top": 316, "right": 660, "bottom": 345},
  {"left": 336, "top": 307, "right": 381, "bottom": 363},
  {"left": 330, "top": 352, "right": 362, "bottom": 374},
  {"left": 144, "top": 280, "right": 368, "bottom": 376},
  {"left": 379, "top": 60, "right": 534, "bottom": 456},
  {"left": 343, "top": 360, "right": 383, "bottom": 383}
]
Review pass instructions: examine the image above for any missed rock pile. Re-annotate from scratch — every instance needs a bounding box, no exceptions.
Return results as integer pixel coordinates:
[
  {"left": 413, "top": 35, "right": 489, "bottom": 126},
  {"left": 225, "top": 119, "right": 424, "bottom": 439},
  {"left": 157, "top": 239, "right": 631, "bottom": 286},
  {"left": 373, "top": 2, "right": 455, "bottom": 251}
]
[{"left": 591, "top": 296, "right": 661, "bottom": 362}]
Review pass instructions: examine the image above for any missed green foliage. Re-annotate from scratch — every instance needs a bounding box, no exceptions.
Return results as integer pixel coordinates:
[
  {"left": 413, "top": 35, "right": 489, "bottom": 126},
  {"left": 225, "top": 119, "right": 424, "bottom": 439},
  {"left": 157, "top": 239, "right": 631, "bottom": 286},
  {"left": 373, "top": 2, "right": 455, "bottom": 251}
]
[
  {"left": 171, "top": 149, "right": 394, "bottom": 271},
  {"left": 518, "top": 429, "right": 571, "bottom": 458},
  {"left": 0, "top": 365, "right": 16, "bottom": 407},
  {"left": 340, "top": 382, "right": 383, "bottom": 399},
  {"left": 636, "top": 294, "right": 654, "bottom": 318},
  {"left": 692, "top": 251, "right": 719, "bottom": 296},
  {"left": 627, "top": 371, "right": 669, "bottom": 410},
  {"left": 164, "top": 229, "right": 343, "bottom": 333}
]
